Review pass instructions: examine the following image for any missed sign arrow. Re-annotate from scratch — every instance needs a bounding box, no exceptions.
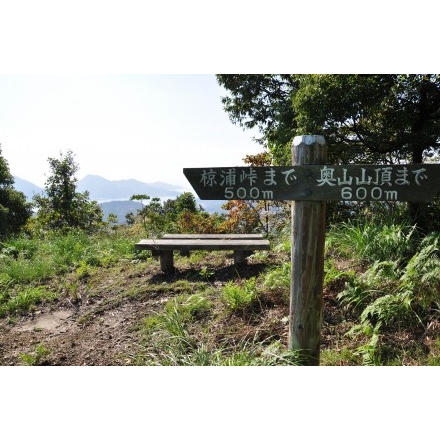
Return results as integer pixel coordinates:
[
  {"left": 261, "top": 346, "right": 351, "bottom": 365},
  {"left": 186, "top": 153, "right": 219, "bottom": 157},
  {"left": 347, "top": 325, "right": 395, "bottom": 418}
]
[{"left": 184, "top": 164, "right": 440, "bottom": 202}]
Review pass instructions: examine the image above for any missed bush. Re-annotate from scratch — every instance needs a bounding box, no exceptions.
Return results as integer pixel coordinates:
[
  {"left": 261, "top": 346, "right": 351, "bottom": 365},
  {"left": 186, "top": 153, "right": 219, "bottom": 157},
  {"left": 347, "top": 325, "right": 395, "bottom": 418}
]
[{"left": 222, "top": 277, "right": 258, "bottom": 312}]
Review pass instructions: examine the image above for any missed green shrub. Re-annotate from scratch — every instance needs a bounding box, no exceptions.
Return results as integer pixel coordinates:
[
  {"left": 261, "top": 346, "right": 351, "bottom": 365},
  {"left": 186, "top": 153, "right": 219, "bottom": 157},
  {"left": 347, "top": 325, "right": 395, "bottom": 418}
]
[
  {"left": 222, "top": 278, "right": 258, "bottom": 311},
  {"left": 20, "top": 344, "right": 51, "bottom": 366},
  {"left": 0, "top": 286, "right": 56, "bottom": 317}
]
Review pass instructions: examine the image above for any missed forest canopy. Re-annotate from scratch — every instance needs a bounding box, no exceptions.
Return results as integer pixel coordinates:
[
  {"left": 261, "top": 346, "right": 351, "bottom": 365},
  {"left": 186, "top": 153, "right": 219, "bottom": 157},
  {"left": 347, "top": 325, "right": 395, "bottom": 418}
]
[{"left": 216, "top": 74, "right": 440, "bottom": 166}]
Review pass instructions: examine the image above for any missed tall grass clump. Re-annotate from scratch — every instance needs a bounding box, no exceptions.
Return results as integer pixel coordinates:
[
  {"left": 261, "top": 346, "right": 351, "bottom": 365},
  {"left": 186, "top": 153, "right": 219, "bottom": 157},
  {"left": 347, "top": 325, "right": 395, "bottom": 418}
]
[
  {"left": 0, "top": 285, "right": 57, "bottom": 318},
  {"left": 326, "top": 220, "right": 417, "bottom": 265},
  {"left": 0, "top": 235, "right": 56, "bottom": 282},
  {"left": 138, "top": 293, "right": 302, "bottom": 366},
  {"left": 0, "top": 227, "right": 141, "bottom": 285}
]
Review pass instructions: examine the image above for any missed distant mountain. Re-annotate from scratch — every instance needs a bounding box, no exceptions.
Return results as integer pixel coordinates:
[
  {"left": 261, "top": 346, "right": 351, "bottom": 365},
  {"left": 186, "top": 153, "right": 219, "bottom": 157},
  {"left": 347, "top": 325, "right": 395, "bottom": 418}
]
[
  {"left": 77, "top": 175, "right": 182, "bottom": 201},
  {"left": 12, "top": 175, "right": 226, "bottom": 222},
  {"left": 12, "top": 177, "right": 44, "bottom": 200},
  {"left": 198, "top": 199, "right": 226, "bottom": 214},
  {"left": 99, "top": 200, "right": 143, "bottom": 224}
]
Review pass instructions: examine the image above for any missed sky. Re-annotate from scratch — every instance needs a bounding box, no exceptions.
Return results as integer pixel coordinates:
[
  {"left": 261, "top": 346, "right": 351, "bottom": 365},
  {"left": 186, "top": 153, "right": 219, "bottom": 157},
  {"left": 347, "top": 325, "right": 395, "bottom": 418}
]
[{"left": 0, "top": 74, "right": 263, "bottom": 191}]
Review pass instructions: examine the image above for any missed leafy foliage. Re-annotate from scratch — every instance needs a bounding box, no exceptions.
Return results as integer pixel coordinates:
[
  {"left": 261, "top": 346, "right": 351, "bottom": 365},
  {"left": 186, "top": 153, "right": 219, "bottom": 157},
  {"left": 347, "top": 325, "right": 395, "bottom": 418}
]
[
  {"left": 216, "top": 74, "right": 298, "bottom": 165},
  {"left": 0, "top": 146, "right": 33, "bottom": 237},
  {"left": 217, "top": 74, "right": 440, "bottom": 166},
  {"left": 222, "top": 277, "right": 258, "bottom": 312},
  {"left": 326, "top": 219, "right": 417, "bottom": 265},
  {"left": 263, "top": 262, "right": 291, "bottom": 291},
  {"left": 220, "top": 152, "right": 290, "bottom": 235},
  {"left": 32, "top": 150, "right": 103, "bottom": 232},
  {"left": 293, "top": 74, "right": 440, "bottom": 164},
  {"left": 336, "top": 229, "right": 440, "bottom": 364},
  {"left": 129, "top": 191, "right": 227, "bottom": 237},
  {"left": 217, "top": 74, "right": 440, "bottom": 230},
  {"left": 0, "top": 285, "right": 56, "bottom": 318}
]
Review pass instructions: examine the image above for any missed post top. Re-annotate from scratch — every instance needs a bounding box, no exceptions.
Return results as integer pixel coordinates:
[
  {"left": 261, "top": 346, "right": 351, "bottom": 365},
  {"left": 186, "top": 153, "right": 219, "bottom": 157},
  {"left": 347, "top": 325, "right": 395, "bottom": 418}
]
[{"left": 293, "top": 135, "right": 326, "bottom": 146}]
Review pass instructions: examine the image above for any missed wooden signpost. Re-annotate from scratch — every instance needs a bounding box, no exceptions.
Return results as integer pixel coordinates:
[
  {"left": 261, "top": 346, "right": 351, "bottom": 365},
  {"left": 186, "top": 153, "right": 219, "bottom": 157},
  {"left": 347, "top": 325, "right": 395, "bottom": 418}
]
[{"left": 184, "top": 135, "right": 440, "bottom": 365}]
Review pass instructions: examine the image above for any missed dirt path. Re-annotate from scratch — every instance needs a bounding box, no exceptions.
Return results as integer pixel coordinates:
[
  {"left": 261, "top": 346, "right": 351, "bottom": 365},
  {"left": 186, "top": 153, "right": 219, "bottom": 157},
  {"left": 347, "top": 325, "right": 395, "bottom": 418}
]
[{"left": 0, "top": 261, "right": 168, "bottom": 365}]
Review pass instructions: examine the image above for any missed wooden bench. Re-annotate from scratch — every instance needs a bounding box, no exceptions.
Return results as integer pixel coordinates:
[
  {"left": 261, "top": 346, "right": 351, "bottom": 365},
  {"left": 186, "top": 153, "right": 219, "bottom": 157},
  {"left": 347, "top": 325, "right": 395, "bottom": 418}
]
[
  {"left": 135, "top": 234, "right": 270, "bottom": 272},
  {"left": 161, "top": 234, "right": 265, "bottom": 257}
]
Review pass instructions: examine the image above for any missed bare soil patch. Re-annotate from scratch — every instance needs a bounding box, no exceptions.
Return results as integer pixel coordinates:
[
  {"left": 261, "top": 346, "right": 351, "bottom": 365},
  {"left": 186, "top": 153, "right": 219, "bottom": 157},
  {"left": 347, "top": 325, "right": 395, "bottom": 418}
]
[
  {"left": 0, "top": 253, "right": 294, "bottom": 365},
  {"left": 1, "top": 252, "right": 435, "bottom": 366}
]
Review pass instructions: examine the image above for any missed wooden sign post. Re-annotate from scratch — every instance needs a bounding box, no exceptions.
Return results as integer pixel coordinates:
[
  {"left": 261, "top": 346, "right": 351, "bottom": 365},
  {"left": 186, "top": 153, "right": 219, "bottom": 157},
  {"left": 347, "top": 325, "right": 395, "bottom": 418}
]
[
  {"left": 290, "top": 135, "right": 326, "bottom": 366},
  {"left": 183, "top": 135, "right": 440, "bottom": 365}
]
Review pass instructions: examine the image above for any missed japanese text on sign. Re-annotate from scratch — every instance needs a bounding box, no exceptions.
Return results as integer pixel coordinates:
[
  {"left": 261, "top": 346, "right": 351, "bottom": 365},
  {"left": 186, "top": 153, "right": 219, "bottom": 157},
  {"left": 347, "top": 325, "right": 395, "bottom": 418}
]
[{"left": 197, "top": 165, "right": 430, "bottom": 201}]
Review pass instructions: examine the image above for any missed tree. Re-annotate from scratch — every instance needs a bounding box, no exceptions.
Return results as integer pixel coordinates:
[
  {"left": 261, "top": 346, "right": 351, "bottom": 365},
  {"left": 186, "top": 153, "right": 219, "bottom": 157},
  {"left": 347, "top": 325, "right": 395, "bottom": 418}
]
[
  {"left": 161, "top": 191, "right": 199, "bottom": 224},
  {"left": 220, "top": 152, "right": 289, "bottom": 235},
  {"left": 33, "top": 150, "right": 103, "bottom": 231},
  {"left": 0, "top": 145, "right": 32, "bottom": 237},
  {"left": 216, "top": 74, "right": 298, "bottom": 165},
  {"left": 174, "top": 192, "right": 199, "bottom": 214},
  {"left": 130, "top": 192, "right": 207, "bottom": 237},
  {"left": 216, "top": 74, "right": 440, "bottom": 229},
  {"left": 217, "top": 74, "right": 440, "bottom": 165},
  {"left": 292, "top": 74, "right": 440, "bottom": 165}
]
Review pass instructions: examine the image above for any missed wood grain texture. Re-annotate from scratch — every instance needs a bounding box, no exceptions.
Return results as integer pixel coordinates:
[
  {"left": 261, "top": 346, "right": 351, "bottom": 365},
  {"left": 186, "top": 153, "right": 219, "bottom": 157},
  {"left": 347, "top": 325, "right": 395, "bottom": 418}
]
[
  {"left": 162, "top": 234, "right": 264, "bottom": 240},
  {"left": 135, "top": 237, "right": 270, "bottom": 273},
  {"left": 135, "top": 239, "right": 270, "bottom": 251},
  {"left": 289, "top": 135, "right": 327, "bottom": 365}
]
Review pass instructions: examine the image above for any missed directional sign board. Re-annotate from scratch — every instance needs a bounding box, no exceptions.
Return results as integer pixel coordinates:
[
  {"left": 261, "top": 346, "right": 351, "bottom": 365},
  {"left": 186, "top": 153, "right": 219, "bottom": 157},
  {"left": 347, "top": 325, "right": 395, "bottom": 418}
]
[{"left": 184, "top": 164, "right": 440, "bottom": 202}]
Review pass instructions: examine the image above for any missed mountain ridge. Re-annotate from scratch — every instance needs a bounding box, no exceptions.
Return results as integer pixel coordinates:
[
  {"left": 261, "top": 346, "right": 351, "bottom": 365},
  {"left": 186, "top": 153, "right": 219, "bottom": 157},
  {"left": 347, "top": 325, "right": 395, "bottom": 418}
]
[
  {"left": 12, "top": 175, "right": 224, "bottom": 219},
  {"left": 13, "top": 174, "right": 185, "bottom": 202},
  {"left": 76, "top": 174, "right": 183, "bottom": 201}
]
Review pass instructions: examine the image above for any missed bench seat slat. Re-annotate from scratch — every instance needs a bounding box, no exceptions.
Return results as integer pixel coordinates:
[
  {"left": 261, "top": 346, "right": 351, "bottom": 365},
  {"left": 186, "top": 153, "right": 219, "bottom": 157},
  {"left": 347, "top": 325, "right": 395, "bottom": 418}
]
[
  {"left": 135, "top": 239, "right": 270, "bottom": 251},
  {"left": 162, "top": 234, "right": 264, "bottom": 240}
]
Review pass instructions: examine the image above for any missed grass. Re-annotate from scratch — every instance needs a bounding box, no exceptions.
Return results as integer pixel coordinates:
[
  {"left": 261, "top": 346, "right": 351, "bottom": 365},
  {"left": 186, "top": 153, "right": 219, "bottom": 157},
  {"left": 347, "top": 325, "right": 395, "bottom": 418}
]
[
  {"left": 0, "top": 228, "right": 140, "bottom": 284},
  {"left": 1, "top": 218, "right": 440, "bottom": 366},
  {"left": 326, "top": 219, "right": 417, "bottom": 264},
  {"left": 0, "top": 227, "right": 143, "bottom": 318},
  {"left": 20, "top": 344, "right": 51, "bottom": 366},
  {"left": 138, "top": 298, "right": 303, "bottom": 366},
  {"left": 0, "top": 285, "right": 57, "bottom": 318}
]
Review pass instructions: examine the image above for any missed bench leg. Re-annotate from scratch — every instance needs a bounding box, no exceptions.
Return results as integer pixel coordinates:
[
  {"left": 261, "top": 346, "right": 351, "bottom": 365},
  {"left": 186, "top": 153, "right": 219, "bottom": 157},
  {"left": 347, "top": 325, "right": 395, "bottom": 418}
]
[
  {"left": 234, "top": 250, "right": 252, "bottom": 264},
  {"left": 151, "top": 249, "right": 160, "bottom": 258},
  {"left": 160, "top": 250, "right": 174, "bottom": 272}
]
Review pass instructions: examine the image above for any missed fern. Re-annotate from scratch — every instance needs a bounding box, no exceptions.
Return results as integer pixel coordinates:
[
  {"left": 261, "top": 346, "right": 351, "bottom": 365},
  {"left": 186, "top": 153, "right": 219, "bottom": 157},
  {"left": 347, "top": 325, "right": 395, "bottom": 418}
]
[
  {"left": 359, "top": 291, "right": 413, "bottom": 329},
  {"left": 222, "top": 277, "right": 258, "bottom": 311},
  {"left": 400, "top": 233, "right": 440, "bottom": 309},
  {"left": 353, "top": 327, "right": 382, "bottom": 366},
  {"left": 263, "top": 262, "right": 291, "bottom": 290},
  {"left": 337, "top": 282, "right": 376, "bottom": 314}
]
